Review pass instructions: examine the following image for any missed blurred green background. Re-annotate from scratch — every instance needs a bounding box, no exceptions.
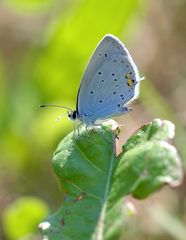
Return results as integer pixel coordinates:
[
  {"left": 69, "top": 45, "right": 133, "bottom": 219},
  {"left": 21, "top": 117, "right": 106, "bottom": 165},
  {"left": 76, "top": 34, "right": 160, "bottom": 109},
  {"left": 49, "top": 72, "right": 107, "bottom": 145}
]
[{"left": 0, "top": 0, "right": 186, "bottom": 239}]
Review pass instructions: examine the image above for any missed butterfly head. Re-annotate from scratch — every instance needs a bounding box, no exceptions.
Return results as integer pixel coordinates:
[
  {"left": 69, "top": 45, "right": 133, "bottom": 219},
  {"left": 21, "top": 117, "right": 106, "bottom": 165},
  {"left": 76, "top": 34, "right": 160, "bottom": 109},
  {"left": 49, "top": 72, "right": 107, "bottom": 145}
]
[
  {"left": 68, "top": 110, "right": 77, "bottom": 121},
  {"left": 40, "top": 104, "right": 77, "bottom": 121}
]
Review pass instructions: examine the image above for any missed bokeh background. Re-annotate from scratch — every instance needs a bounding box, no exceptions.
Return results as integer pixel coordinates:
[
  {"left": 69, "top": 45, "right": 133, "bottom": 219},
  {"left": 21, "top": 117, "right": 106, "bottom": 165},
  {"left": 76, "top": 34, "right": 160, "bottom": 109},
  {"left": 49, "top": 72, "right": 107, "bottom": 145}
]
[{"left": 0, "top": 0, "right": 186, "bottom": 239}]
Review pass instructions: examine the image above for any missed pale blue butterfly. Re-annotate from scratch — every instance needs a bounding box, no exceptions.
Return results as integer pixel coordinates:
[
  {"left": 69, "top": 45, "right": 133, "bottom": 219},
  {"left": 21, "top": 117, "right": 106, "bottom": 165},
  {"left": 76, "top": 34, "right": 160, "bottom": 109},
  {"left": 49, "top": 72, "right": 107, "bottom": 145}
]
[{"left": 41, "top": 34, "right": 141, "bottom": 129}]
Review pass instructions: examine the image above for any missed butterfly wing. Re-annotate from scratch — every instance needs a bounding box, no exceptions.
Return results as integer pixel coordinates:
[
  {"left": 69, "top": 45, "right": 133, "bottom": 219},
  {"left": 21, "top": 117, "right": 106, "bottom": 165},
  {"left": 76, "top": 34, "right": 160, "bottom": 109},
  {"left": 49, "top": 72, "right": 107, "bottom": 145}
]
[{"left": 77, "top": 34, "right": 141, "bottom": 124}]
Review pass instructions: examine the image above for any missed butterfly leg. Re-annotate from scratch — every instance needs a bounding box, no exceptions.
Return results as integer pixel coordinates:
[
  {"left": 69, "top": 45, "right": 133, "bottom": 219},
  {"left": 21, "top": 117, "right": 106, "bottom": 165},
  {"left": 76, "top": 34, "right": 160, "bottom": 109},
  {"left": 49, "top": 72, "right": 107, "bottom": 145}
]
[
  {"left": 77, "top": 122, "right": 83, "bottom": 137},
  {"left": 73, "top": 121, "right": 76, "bottom": 136},
  {"left": 85, "top": 125, "right": 91, "bottom": 144},
  {"left": 73, "top": 121, "right": 79, "bottom": 137},
  {"left": 73, "top": 121, "right": 82, "bottom": 138}
]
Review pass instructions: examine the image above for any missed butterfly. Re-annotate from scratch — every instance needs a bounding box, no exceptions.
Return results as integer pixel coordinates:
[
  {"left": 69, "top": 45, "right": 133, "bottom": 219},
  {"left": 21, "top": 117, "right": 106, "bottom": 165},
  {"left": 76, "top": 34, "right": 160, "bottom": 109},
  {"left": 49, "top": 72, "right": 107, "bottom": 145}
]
[{"left": 41, "top": 34, "right": 141, "bottom": 129}]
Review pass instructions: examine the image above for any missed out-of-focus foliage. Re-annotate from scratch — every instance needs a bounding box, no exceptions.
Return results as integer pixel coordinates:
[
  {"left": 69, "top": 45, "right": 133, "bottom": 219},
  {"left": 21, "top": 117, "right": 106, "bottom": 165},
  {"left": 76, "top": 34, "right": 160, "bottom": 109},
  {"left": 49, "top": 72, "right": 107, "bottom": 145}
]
[
  {"left": 36, "top": 0, "right": 142, "bottom": 100},
  {"left": 2, "top": 197, "right": 49, "bottom": 240},
  {"left": 0, "top": 0, "right": 186, "bottom": 239},
  {"left": 4, "top": 0, "right": 54, "bottom": 13},
  {"left": 0, "top": 57, "right": 6, "bottom": 128}
]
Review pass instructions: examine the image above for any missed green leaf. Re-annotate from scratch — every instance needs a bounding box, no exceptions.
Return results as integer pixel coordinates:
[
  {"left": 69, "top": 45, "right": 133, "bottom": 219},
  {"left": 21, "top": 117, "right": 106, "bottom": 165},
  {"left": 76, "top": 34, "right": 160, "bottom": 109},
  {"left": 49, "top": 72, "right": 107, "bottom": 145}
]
[
  {"left": 107, "top": 119, "right": 182, "bottom": 208},
  {"left": 39, "top": 119, "right": 182, "bottom": 239},
  {"left": 39, "top": 120, "right": 118, "bottom": 240}
]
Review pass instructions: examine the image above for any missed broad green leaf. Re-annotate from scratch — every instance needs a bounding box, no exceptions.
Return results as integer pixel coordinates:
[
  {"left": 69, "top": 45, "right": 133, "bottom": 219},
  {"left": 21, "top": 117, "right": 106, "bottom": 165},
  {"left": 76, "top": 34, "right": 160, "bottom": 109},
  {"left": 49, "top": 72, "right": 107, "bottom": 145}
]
[
  {"left": 39, "top": 119, "right": 182, "bottom": 239},
  {"left": 39, "top": 120, "right": 118, "bottom": 240}
]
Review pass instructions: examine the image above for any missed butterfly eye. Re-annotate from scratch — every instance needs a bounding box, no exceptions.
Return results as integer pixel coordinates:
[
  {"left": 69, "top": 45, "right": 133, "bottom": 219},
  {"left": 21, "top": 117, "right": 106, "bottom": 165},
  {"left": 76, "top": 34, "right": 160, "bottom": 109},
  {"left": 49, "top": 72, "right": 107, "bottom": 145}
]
[{"left": 72, "top": 111, "right": 77, "bottom": 119}]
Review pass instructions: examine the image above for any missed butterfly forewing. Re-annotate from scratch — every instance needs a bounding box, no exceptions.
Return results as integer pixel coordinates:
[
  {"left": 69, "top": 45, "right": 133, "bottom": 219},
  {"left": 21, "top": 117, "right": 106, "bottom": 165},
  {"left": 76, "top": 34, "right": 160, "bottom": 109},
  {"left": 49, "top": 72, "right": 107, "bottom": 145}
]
[{"left": 77, "top": 34, "right": 140, "bottom": 123}]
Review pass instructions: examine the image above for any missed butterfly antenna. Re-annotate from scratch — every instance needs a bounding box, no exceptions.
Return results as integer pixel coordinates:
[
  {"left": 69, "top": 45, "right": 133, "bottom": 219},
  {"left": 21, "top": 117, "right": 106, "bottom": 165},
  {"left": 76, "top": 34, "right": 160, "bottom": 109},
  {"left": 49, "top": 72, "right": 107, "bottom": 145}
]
[{"left": 40, "top": 104, "right": 73, "bottom": 112}]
